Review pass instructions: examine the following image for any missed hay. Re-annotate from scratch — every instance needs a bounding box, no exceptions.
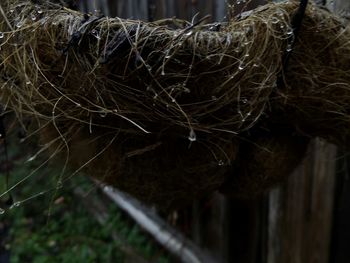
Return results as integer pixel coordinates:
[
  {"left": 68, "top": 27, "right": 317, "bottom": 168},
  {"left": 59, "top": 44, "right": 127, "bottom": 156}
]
[{"left": 0, "top": 0, "right": 349, "bottom": 207}]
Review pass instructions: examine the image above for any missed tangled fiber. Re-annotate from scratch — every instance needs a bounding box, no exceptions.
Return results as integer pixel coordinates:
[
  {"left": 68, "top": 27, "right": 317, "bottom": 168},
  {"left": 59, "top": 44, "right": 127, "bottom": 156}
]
[{"left": 0, "top": 0, "right": 349, "bottom": 208}]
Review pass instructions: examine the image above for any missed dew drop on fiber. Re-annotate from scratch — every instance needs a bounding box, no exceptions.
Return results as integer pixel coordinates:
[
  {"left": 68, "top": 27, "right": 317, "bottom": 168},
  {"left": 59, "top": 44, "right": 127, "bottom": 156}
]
[
  {"left": 238, "top": 62, "right": 246, "bottom": 70},
  {"left": 188, "top": 129, "right": 197, "bottom": 142},
  {"left": 10, "top": 201, "right": 21, "bottom": 209}
]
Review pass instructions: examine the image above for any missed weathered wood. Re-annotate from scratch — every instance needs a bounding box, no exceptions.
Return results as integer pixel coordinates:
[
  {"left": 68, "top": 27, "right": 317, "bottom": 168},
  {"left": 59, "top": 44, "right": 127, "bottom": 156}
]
[
  {"left": 331, "top": 154, "right": 350, "bottom": 263},
  {"left": 267, "top": 140, "right": 337, "bottom": 263},
  {"left": 329, "top": 2, "right": 350, "bottom": 262},
  {"left": 192, "top": 194, "right": 230, "bottom": 263},
  {"left": 334, "top": 0, "right": 350, "bottom": 23}
]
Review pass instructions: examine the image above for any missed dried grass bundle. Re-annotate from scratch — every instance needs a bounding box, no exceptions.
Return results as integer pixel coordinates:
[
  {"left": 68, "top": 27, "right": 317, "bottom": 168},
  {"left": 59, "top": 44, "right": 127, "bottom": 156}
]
[{"left": 0, "top": 0, "right": 348, "bottom": 207}]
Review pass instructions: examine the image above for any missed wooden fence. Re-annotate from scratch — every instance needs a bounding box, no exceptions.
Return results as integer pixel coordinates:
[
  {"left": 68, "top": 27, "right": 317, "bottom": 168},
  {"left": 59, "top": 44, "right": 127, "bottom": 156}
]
[{"left": 76, "top": 1, "right": 348, "bottom": 262}]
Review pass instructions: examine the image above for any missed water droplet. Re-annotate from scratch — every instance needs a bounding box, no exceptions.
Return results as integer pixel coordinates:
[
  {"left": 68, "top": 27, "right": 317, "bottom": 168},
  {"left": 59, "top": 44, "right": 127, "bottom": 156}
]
[
  {"left": 226, "top": 34, "right": 232, "bottom": 45},
  {"left": 9, "top": 9, "right": 14, "bottom": 13},
  {"left": 94, "top": 9, "right": 102, "bottom": 16},
  {"left": 183, "top": 87, "right": 190, "bottom": 93},
  {"left": 171, "top": 98, "right": 176, "bottom": 103},
  {"left": 26, "top": 80, "right": 31, "bottom": 85},
  {"left": 287, "top": 29, "right": 293, "bottom": 35},
  {"left": 16, "top": 21, "right": 24, "bottom": 28},
  {"left": 185, "top": 31, "right": 192, "bottom": 37},
  {"left": 0, "top": 208, "right": 4, "bottom": 215},
  {"left": 27, "top": 155, "right": 37, "bottom": 162},
  {"left": 211, "top": 96, "right": 217, "bottom": 100},
  {"left": 242, "top": 98, "right": 248, "bottom": 104},
  {"left": 0, "top": 32, "right": 4, "bottom": 39},
  {"left": 161, "top": 68, "right": 165, "bottom": 75},
  {"left": 271, "top": 17, "right": 279, "bottom": 24},
  {"left": 37, "top": 9, "right": 43, "bottom": 14},
  {"left": 76, "top": 103, "right": 82, "bottom": 107},
  {"left": 188, "top": 129, "right": 196, "bottom": 142},
  {"left": 91, "top": 29, "right": 101, "bottom": 40},
  {"left": 218, "top": 160, "right": 224, "bottom": 166},
  {"left": 10, "top": 201, "right": 21, "bottom": 209},
  {"left": 244, "top": 53, "right": 250, "bottom": 57},
  {"left": 286, "top": 44, "right": 292, "bottom": 52},
  {"left": 253, "top": 63, "right": 259, "bottom": 67},
  {"left": 165, "top": 55, "right": 171, "bottom": 59},
  {"left": 99, "top": 110, "right": 107, "bottom": 117},
  {"left": 31, "top": 14, "right": 37, "bottom": 21},
  {"left": 238, "top": 62, "right": 246, "bottom": 70}
]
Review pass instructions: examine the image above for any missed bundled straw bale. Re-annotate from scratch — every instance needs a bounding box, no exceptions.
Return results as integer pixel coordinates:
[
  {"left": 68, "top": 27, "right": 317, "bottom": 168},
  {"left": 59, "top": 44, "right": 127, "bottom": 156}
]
[{"left": 0, "top": 0, "right": 349, "bottom": 207}]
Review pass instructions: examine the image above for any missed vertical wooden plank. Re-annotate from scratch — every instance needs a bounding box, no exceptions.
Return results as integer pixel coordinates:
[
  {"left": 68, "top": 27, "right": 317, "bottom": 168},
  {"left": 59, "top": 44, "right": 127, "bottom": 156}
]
[
  {"left": 267, "top": 188, "right": 283, "bottom": 263},
  {"left": 329, "top": 2, "right": 350, "bottom": 263},
  {"left": 334, "top": 0, "right": 350, "bottom": 23},
  {"left": 306, "top": 143, "right": 336, "bottom": 262},
  {"left": 267, "top": 140, "right": 337, "bottom": 263},
  {"left": 132, "top": 0, "right": 148, "bottom": 20},
  {"left": 215, "top": 0, "right": 228, "bottom": 21},
  {"left": 164, "top": 0, "right": 175, "bottom": 18},
  {"left": 147, "top": 0, "right": 156, "bottom": 21},
  {"left": 175, "top": 0, "right": 191, "bottom": 20},
  {"left": 99, "top": 0, "right": 109, "bottom": 16},
  {"left": 331, "top": 154, "right": 350, "bottom": 263},
  {"left": 78, "top": 1, "right": 87, "bottom": 12},
  {"left": 107, "top": 0, "right": 118, "bottom": 17},
  {"left": 126, "top": 0, "right": 133, "bottom": 18},
  {"left": 117, "top": 0, "right": 125, "bottom": 18},
  {"left": 197, "top": 0, "right": 214, "bottom": 21},
  {"left": 228, "top": 198, "right": 263, "bottom": 263},
  {"left": 192, "top": 194, "right": 229, "bottom": 263}
]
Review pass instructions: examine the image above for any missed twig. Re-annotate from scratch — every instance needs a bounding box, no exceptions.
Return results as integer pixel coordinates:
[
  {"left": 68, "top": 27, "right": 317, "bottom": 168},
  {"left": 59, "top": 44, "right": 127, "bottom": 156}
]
[
  {"left": 73, "top": 187, "right": 150, "bottom": 263},
  {"left": 99, "top": 184, "right": 218, "bottom": 263}
]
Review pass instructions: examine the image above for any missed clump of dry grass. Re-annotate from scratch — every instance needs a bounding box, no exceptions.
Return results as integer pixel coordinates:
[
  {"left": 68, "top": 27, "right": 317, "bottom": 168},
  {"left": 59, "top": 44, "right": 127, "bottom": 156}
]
[{"left": 0, "top": 0, "right": 349, "bottom": 207}]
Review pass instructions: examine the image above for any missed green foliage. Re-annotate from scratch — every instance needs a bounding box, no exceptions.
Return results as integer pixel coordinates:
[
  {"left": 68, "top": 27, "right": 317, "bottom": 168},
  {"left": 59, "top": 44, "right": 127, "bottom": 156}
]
[{"left": 0, "top": 139, "right": 169, "bottom": 263}]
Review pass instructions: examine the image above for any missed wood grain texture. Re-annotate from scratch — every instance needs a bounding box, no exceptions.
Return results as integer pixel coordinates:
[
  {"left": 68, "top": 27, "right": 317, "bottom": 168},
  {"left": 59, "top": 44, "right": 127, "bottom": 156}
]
[
  {"left": 267, "top": 140, "right": 337, "bottom": 263},
  {"left": 82, "top": 0, "right": 231, "bottom": 21}
]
